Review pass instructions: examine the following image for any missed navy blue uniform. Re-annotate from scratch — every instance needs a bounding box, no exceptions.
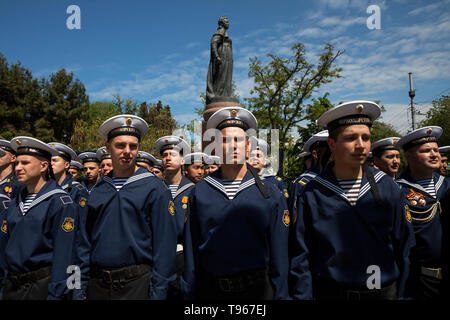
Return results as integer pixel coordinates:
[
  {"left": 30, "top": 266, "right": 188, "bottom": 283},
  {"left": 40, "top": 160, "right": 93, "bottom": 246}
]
[
  {"left": 59, "top": 176, "right": 90, "bottom": 300},
  {"left": 85, "top": 167, "right": 178, "bottom": 299},
  {"left": 0, "top": 172, "right": 25, "bottom": 199},
  {"left": 0, "top": 179, "right": 78, "bottom": 299},
  {"left": 287, "top": 166, "right": 320, "bottom": 216},
  {"left": 397, "top": 171, "right": 450, "bottom": 298},
  {"left": 167, "top": 176, "right": 195, "bottom": 244},
  {"left": 290, "top": 164, "right": 412, "bottom": 299},
  {"left": 182, "top": 168, "right": 290, "bottom": 300}
]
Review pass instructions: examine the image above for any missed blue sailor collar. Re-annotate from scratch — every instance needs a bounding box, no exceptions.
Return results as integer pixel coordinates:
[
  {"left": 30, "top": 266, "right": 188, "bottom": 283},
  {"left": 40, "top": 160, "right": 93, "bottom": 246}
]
[
  {"left": 0, "top": 171, "right": 15, "bottom": 186},
  {"left": 169, "top": 176, "right": 195, "bottom": 200},
  {"left": 102, "top": 166, "right": 155, "bottom": 191},
  {"left": 204, "top": 166, "right": 256, "bottom": 200},
  {"left": 60, "top": 175, "right": 82, "bottom": 191},
  {"left": 18, "top": 179, "right": 69, "bottom": 215},
  {"left": 397, "top": 171, "right": 445, "bottom": 199},
  {"left": 313, "top": 162, "right": 386, "bottom": 204}
]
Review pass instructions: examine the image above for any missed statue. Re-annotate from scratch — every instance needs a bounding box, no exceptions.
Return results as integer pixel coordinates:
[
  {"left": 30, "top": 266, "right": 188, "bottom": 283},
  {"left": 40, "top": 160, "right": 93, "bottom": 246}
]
[{"left": 206, "top": 15, "right": 238, "bottom": 105}]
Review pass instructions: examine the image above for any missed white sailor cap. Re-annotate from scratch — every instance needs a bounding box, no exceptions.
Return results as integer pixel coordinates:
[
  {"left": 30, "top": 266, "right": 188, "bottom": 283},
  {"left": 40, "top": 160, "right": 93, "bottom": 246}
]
[
  {"left": 136, "top": 151, "right": 157, "bottom": 166},
  {"left": 96, "top": 146, "right": 112, "bottom": 161},
  {"left": 205, "top": 155, "right": 222, "bottom": 165},
  {"left": 154, "top": 136, "right": 190, "bottom": 156},
  {"left": 78, "top": 152, "right": 100, "bottom": 164},
  {"left": 439, "top": 146, "right": 450, "bottom": 154},
  {"left": 69, "top": 160, "right": 83, "bottom": 170},
  {"left": 317, "top": 101, "right": 381, "bottom": 132},
  {"left": 10, "top": 136, "right": 59, "bottom": 160},
  {"left": 299, "top": 151, "right": 311, "bottom": 158},
  {"left": 98, "top": 114, "right": 149, "bottom": 141},
  {"left": 206, "top": 107, "right": 258, "bottom": 131},
  {"left": 371, "top": 137, "right": 401, "bottom": 153},
  {"left": 49, "top": 142, "right": 77, "bottom": 161},
  {"left": 249, "top": 137, "right": 269, "bottom": 156},
  {"left": 396, "top": 126, "right": 442, "bottom": 151},
  {"left": 303, "top": 130, "right": 329, "bottom": 153},
  {"left": 183, "top": 152, "right": 209, "bottom": 165},
  {"left": 0, "top": 139, "right": 15, "bottom": 154},
  {"left": 0, "top": 148, "right": 5, "bottom": 157}
]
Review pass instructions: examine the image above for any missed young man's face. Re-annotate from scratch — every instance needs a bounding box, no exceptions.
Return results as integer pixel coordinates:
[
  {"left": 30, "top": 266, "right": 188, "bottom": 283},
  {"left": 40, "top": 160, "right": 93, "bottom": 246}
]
[
  {"left": 0, "top": 150, "right": 15, "bottom": 170},
  {"left": 84, "top": 162, "right": 100, "bottom": 184},
  {"left": 106, "top": 135, "right": 139, "bottom": 172},
  {"left": 68, "top": 168, "right": 79, "bottom": 178},
  {"left": 374, "top": 150, "right": 401, "bottom": 176},
  {"left": 100, "top": 159, "right": 113, "bottom": 176},
  {"left": 406, "top": 142, "right": 441, "bottom": 171},
  {"left": 249, "top": 149, "right": 266, "bottom": 170},
  {"left": 15, "top": 155, "right": 48, "bottom": 185},
  {"left": 205, "top": 164, "right": 219, "bottom": 175},
  {"left": 185, "top": 163, "right": 205, "bottom": 183},
  {"left": 162, "top": 149, "right": 184, "bottom": 172},
  {"left": 51, "top": 156, "right": 70, "bottom": 176},
  {"left": 328, "top": 125, "right": 371, "bottom": 169},
  {"left": 221, "top": 127, "right": 249, "bottom": 165},
  {"left": 440, "top": 154, "right": 448, "bottom": 175}
]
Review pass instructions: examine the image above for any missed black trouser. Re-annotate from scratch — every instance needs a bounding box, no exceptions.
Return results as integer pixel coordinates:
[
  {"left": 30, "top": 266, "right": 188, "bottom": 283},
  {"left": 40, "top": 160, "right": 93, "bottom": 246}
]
[
  {"left": 197, "top": 268, "right": 274, "bottom": 300},
  {"left": 314, "top": 277, "right": 398, "bottom": 300},
  {"left": 87, "top": 264, "right": 152, "bottom": 300},
  {"left": 3, "top": 266, "right": 52, "bottom": 300},
  {"left": 167, "top": 250, "right": 184, "bottom": 301}
]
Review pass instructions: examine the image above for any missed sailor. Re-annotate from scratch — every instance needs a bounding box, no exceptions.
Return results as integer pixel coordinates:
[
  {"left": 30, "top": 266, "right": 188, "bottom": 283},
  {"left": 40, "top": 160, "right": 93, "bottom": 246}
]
[
  {"left": 152, "top": 159, "right": 164, "bottom": 179},
  {"left": 183, "top": 152, "right": 208, "bottom": 184},
  {"left": 49, "top": 142, "right": 90, "bottom": 300},
  {"left": 289, "top": 101, "right": 412, "bottom": 300},
  {"left": 78, "top": 151, "right": 100, "bottom": 194},
  {"left": 249, "top": 137, "right": 286, "bottom": 194},
  {"left": 287, "top": 130, "right": 330, "bottom": 215},
  {"left": 0, "top": 139, "right": 25, "bottom": 199},
  {"left": 438, "top": 146, "right": 449, "bottom": 176},
  {"left": 396, "top": 126, "right": 450, "bottom": 299},
  {"left": 182, "top": 106, "right": 290, "bottom": 300},
  {"left": 96, "top": 146, "right": 113, "bottom": 177},
  {"left": 371, "top": 137, "right": 401, "bottom": 179},
  {"left": 83, "top": 115, "right": 177, "bottom": 300},
  {"left": 155, "top": 135, "right": 193, "bottom": 300},
  {"left": 0, "top": 137, "right": 78, "bottom": 300},
  {"left": 204, "top": 155, "right": 221, "bottom": 175},
  {"left": 136, "top": 151, "right": 157, "bottom": 172},
  {"left": 68, "top": 160, "right": 84, "bottom": 180}
]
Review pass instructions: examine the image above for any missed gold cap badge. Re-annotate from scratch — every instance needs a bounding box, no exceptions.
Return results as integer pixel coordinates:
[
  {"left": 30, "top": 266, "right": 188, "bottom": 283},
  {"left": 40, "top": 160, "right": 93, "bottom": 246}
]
[
  {"left": 427, "top": 127, "right": 432, "bottom": 135},
  {"left": 230, "top": 109, "right": 237, "bottom": 117},
  {"left": 125, "top": 117, "right": 132, "bottom": 126},
  {"left": 16, "top": 139, "right": 22, "bottom": 145},
  {"left": 356, "top": 104, "right": 364, "bottom": 114}
]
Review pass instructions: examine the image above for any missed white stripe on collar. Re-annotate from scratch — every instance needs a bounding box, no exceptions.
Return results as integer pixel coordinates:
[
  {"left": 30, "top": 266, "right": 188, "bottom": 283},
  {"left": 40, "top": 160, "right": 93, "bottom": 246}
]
[
  {"left": 357, "top": 170, "right": 386, "bottom": 200},
  {"left": 204, "top": 176, "right": 229, "bottom": 198},
  {"left": 435, "top": 175, "right": 445, "bottom": 194},
  {"left": 61, "top": 181, "right": 81, "bottom": 190},
  {"left": 173, "top": 182, "right": 195, "bottom": 199},
  {"left": 396, "top": 178, "right": 435, "bottom": 199},
  {"left": 103, "top": 172, "right": 154, "bottom": 191},
  {"left": 314, "top": 176, "right": 349, "bottom": 203},
  {"left": 19, "top": 189, "right": 68, "bottom": 215}
]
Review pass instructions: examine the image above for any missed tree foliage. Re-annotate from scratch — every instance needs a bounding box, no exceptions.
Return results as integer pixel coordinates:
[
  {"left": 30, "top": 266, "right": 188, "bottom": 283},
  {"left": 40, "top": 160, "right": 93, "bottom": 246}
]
[
  {"left": 245, "top": 42, "right": 344, "bottom": 176},
  {"left": 420, "top": 95, "right": 450, "bottom": 147}
]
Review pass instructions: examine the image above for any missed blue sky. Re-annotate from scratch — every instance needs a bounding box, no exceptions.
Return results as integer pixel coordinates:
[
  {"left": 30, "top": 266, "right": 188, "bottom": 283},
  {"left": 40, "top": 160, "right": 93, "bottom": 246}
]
[{"left": 1, "top": 0, "right": 449, "bottom": 134}]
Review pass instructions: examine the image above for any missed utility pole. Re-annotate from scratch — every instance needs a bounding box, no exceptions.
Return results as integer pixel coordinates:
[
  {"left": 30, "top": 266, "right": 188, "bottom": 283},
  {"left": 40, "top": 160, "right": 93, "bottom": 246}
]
[{"left": 408, "top": 72, "right": 416, "bottom": 131}]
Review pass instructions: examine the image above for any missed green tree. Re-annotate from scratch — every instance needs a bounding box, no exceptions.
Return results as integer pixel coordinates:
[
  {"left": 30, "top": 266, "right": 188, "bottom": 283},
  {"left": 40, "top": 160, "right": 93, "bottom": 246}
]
[
  {"left": 246, "top": 42, "right": 343, "bottom": 177},
  {"left": 420, "top": 95, "right": 450, "bottom": 147}
]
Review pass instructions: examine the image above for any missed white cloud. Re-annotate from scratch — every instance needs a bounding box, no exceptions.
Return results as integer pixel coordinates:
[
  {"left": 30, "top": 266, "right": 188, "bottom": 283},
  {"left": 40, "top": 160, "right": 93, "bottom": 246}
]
[{"left": 408, "top": 2, "right": 442, "bottom": 16}]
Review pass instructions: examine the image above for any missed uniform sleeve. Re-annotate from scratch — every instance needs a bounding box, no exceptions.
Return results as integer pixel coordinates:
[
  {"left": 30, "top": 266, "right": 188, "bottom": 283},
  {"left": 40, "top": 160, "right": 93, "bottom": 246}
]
[
  {"left": 0, "top": 202, "right": 11, "bottom": 298},
  {"left": 149, "top": 183, "right": 178, "bottom": 300},
  {"left": 289, "top": 190, "right": 313, "bottom": 300},
  {"left": 267, "top": 189, "right": 290, "bottom": 300},
  {"left": 394, "top": 185, "right": 415, "bottom": 299},
  {"left": 71, "top": 187, "right": 90, "bottom": 300},
  {"left": 47, "top": 197, "right": 78, "bottom": 300},
  {"left": 180, "top": 192, "right": 199, "bottom": 300}
]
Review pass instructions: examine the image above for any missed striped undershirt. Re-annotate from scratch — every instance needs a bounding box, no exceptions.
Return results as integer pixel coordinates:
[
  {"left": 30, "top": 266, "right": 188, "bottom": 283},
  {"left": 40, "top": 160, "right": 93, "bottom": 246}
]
[
  {"left": 416, "top": 178, "right": 436, "bottom": 198},
  {"left": 112, "top": 177, "right": 128, "bottom": 191},
  {"left": 222, "top": 180, "right": 242, "bottom": 200},
  {"left": 22, "top": 193, "right": 37, "bottom": 212},
  {"left": 338, "top": 178, "right": 362, "bottom": 206},
  {"left": 168, "top": 185, "right": 179, "bottom": 198}
]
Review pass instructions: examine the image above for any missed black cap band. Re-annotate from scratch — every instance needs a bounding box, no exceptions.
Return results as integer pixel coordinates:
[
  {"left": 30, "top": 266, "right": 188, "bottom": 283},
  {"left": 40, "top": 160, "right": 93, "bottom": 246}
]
[
  {"left": 159, "top": 145, "right": 183, "bottom": 156},
  {"left": 107, "top": 127, "right": 141, "bottom": 141},
  {"left": 217, "top": 119, "right": 249, "bottom": 131},
  {"left": 17, "top": 147, "right": 52, "bottom": 161},
  {"left": 136, "top": 157, "right": 152, "bottom": 165},
  {"left": 327, "top": 115, "right": 372, "bottom": 133},
  {"left": 0, "top": 146, "right": 16, "bottom": 155},
  {"left": 82, "top": 157, "right": 100, "bottom": 164},
  {"left": 403, "top": 136, "right": 438, "bottom": 151}
]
